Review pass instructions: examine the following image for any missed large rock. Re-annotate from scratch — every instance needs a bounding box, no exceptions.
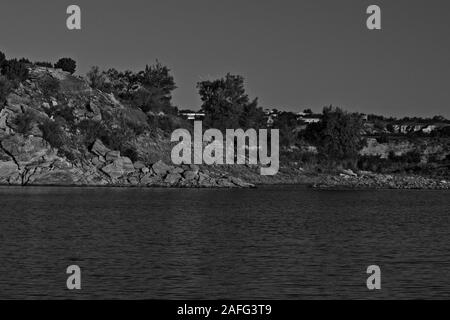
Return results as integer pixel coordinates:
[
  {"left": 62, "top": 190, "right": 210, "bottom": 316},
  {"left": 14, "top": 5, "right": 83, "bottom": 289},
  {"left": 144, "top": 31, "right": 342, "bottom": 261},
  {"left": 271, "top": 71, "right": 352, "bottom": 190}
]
[
  {"left": 1, "top": 135, "right": 54, "bottom": 167},
  {"left": 0, "top": 161, "right": 19, "bottom": 179},
  {"left": 0, "top": 109, "right": 12, "bottom": 131},
  {"left": 216, "top": 178, "right": 236, "bottom": 188},
  {"left": 101, "top": 157, "right": 135, "bottom": 179},
  {"left": 229, "top": 176, "right": 255, "bottom": 188},
  {"left": 133, "top": 161, "right": 146, "bottom": 170},
  {"left": 152, "top": 160, "right": 172, "bottom": 176},
  {"left": 170, "top": 167, "right": 184, "bottom": 174},
  {"left": 141, "top": 174, "right": 162, "bottom": 185},
  {"left": 91, "top": 139, "right": 110, "bottom": 157},
  {"left": 183, "top": 170, "right": 198, "bottom": 181},
  {"left": 30, "top": 170, "right": 76, "bottom": 185},
  {"left": 105, "top": 150, "right": 121, "bottom": 162},
  {"left": 165, "top": 173, "right": 181, "bottom": 185},
  {"left": 189, "top": 164, "right": 200, "bottom": 174},
  {"left": 198, "top": 172, "right": 217, "bottom": 187}
]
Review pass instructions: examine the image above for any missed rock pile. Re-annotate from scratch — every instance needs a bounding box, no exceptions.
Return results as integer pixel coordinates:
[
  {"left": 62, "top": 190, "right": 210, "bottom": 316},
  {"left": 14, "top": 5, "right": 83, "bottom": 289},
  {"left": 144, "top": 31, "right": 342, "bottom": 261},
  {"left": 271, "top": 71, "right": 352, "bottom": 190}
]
[{"left": 313, "top": 170, "right": 450, "bottom": 190}]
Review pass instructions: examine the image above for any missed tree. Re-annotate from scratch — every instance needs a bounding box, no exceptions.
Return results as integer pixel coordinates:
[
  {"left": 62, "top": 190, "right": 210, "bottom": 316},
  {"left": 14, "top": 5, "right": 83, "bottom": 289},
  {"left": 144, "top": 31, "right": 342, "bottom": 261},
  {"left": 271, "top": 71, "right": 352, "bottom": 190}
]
[
  {"left": 273, "top": 112, "right": 299, "bottom": 147},
  {"left": 135, "top": 62, "right": 177, "bottom": 114},
  {"left": 55, "top": 58, "right": 76, "bottom": 74},
  {"left": 197, "top": 73, "right": 264, "bottom": 130},
  {"left": 0, "top": 75, "right": 13, "bottom": 105},
  {"left": 35, "top": 61, "right": 53, "bottom": 68},
  {"left": 0, "top": 51, "right": 5, "bottom": 67},
  {"left": 13, "top": 110, "right": 36, "bottom": 134},
  {"left": 303, "top": 106, "right": 365, "bottom": 163},
  {"left": 87, "top": 66, "right": 107, "bottom": 90},
  {"left": 39, "top": 75, "right": 60, "bottom": 96},
  {"left": 1, "top": 59, "right": 29, "bottom": 81}
]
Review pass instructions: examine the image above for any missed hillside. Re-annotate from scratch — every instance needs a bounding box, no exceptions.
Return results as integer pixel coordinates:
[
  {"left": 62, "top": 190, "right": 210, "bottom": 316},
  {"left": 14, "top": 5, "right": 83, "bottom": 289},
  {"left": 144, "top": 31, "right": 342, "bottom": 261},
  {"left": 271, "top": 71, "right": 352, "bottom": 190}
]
[{"left": 0, "top": 66, "right": 253, "bottom": 188}]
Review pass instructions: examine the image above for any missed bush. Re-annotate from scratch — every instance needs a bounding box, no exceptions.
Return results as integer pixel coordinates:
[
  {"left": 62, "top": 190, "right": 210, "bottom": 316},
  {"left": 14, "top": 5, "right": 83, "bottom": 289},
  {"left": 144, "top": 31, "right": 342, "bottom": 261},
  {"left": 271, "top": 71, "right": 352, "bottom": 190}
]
[
  {"left": 13, "top": 110, "right": 36, "bottom": 134},
  {"left": 0, "top": 75, "right": 13, "bottom": 105},
  {"left": 55, "top": 58, "right": 76, "bottom": 74},
  {"left": 76, "top": 119, "right": 109, "bottom": 147},
  {"left": 1, "top": 59, "right": 29, "bottom": 81},
  {"left": 39, "top": 75, "right": 60, "bottom": 97},
  {"left": 303, "top": 106, "right": 365, "bottom": 163},
  {"left": 87, "top": 66, "right": 107, "bottom": 90},
  {"left": 43, "top": 104, "right": 75, "bottom": 126},
  {"left": 39, "top": 119, "right": 66, "bottom": 149},
  {"left": 35, "top": 61, "right": 53, "bottom": 68},
  {"left": 0, "top": 51, "right": 5, "bottom": 67},
  {"left": 122, "top": 147, "right": 139, "bottom": 162}
]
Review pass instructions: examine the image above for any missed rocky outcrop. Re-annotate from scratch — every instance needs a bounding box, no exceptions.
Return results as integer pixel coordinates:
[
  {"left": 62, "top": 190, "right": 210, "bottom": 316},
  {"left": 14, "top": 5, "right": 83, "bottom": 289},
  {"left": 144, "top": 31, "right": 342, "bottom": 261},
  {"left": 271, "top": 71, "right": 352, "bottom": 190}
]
[
  {"left": 0, "top": 66, "right": 252, "bottom": 189},
  {"left": 0, "top": 133, "right": 254, "bottom": 188}
]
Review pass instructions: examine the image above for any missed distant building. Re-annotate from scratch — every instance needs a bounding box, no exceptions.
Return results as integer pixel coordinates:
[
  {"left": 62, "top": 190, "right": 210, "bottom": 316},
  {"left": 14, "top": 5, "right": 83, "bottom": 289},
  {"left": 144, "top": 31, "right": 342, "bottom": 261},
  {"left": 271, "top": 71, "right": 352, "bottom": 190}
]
[
  {"left": 264, "top": 109, "right": 281, "bottom": 127},
  {"left": 296, "top": 111, "right": 321, "bottom": 124},
  {"left": 422, "top": 125, "right": 437, "bottom": 134},
  {"left": 179, "top": 109, "right": 206, "bottom": 121}
]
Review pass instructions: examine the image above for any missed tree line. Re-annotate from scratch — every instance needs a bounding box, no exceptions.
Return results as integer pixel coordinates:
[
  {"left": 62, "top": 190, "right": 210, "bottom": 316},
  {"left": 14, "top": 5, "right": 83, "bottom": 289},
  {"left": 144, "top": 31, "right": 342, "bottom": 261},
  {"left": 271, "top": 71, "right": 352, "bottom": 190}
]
[{"left": 1, "top": 50, "right": 369, "bottom": 167}]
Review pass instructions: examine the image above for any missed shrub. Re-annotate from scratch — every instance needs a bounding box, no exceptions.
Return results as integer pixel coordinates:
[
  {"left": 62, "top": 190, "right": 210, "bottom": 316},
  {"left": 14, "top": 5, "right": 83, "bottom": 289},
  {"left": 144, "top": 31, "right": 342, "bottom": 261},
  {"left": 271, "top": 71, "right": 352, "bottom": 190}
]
[
  {"left": 55, "top": 58, "right": 76, "bottom": 74},
  {"left": 1, "top": 59, "right": 29, "bottom": 81},
  {"left": 13, "top": 110, "right": 36, "bottom": 134},
  {"left": 39, "top": 75, "right": 60, "bottom": 97},
  {"left": 303, "top": 106, "right": 365, "bottom": 163},
  {"left": 43, "top": 104, "right": 75, "bottom": 126},
  {"left": 0, "top": 75, "right": 13, "bottom": 105},
  {"left": 39, "top": 119, "right": 66, "bottom": 149},
  {"left": 122, "top": 146, "right": 139, "bottom": 162},
  {"left": 35, "top": 61, "right": 53, "bottom": 68},
  {"left": 87, "top": 66, "right": 107, "bottom": 90},
  {"left": 0, "top": 51, "right": 5, "bottom": 67},
  {"left": 76, "top": 119, "right": 109, "bottom": 147}
]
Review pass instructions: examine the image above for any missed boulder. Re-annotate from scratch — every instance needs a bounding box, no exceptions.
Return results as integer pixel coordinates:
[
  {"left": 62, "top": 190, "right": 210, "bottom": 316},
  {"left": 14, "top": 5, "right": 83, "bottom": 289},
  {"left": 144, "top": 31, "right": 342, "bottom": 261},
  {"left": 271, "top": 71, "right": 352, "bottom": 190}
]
[
  {"left": 91, "top": 139, "right": 110, "bottom": 157},
  {"left": 30, "top": 170, "right": 76, "bottom": 185},
  {"left": 189, "top": 164, "right": 200, "bottom": 174},
  {"left": 342, "top": 169, "right": 358, "bottom": 177},
  {"left": 217, "top": 178, "right": 236, "bottom": 188},
  {"left": 1, "top": 135, "right": 54, "bottom": 167},
  {"left": 165, "top": 173, "right": 182, "bottom": 185},
  {"left": 198, "top": 173, "right": 216, "bottom": 187},
  {"left": 170, "top": 167, "right": 184, "bottom": 174},
  {"left": 229, "top": 176, "right": 255, "bottom": 188},
  {"left": 127, "top": 176, "right": 139, "bottom": 185},
  {"left": 0, "top": 161, "right": 19, "bottom": 179},
  {"left": 141, "top": 174, "right": 162, "bottom": 185},
  {"left": 0, "top": 109, "right": 11, "bottom": 130},
  {"left": 105, "top": 150, "right": 121, "bottom": 162},
  {"left": 183, "top": 170, "right": 198, "bottom": 181},
  {"left": 133, "top": 161, "right": 146, "bottom": 170},
  {"left": 152, "top": 160, "right": 172, "bottom": 176},
  {"left": 101, "top": 157, "right": 135, "bottom": 179}
]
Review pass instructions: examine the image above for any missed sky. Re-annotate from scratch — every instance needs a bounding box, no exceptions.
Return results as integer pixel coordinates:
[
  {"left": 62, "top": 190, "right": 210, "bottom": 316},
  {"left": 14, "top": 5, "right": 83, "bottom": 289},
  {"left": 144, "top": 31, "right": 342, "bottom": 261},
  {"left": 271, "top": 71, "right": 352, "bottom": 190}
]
[{"left": 1, "top": 0, "right": 449, "bottom": 117}]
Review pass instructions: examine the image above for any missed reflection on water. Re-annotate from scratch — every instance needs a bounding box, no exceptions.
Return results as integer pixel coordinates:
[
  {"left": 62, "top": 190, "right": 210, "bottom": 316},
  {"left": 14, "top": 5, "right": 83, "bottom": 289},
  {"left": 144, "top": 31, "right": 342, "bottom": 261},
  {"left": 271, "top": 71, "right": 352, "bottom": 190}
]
[{"left": 0, "top": 185, "right": 449, "bottom": 299}]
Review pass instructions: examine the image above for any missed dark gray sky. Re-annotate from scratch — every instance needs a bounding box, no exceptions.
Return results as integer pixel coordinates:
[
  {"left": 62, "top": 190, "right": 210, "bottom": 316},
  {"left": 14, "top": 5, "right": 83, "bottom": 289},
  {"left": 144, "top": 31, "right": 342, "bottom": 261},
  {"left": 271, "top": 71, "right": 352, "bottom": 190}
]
[{"left": 1, "top": 0, "right": 449, "bottom": 117}]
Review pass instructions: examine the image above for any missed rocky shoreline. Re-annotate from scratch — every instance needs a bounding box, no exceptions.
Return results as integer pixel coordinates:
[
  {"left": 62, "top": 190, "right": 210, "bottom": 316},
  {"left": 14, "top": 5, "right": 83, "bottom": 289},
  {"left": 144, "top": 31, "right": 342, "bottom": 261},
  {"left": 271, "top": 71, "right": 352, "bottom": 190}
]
[
  {"left": 1, "top": 135, "right": 448, "bottom": 190},
  {"left": 1, "top": 67, "right": 448, "bottom": 191},
  {"left": 312, "top": 169, "right": 450, "bottom": 190},
  {"left": 0, "top": 135, "right": 255, "bottom": 188}
]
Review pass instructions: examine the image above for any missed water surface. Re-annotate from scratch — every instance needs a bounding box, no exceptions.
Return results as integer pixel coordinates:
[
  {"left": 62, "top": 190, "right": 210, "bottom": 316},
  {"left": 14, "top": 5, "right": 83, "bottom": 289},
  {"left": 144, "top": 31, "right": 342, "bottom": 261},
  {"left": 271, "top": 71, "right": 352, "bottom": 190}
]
[{"left": 0, "top": 185, "right": 449, "bottom": 299}]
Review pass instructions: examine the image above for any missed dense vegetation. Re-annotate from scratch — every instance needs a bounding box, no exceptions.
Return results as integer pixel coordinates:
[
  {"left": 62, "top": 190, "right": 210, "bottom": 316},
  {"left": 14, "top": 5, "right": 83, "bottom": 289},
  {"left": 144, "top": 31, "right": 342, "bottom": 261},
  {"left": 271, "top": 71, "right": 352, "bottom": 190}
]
[
  {"left": 197, "top": 73, "right": 266, "bottom": 130},
  {"left": 54, "top": 58, "right": 76, "bottom": 74}
]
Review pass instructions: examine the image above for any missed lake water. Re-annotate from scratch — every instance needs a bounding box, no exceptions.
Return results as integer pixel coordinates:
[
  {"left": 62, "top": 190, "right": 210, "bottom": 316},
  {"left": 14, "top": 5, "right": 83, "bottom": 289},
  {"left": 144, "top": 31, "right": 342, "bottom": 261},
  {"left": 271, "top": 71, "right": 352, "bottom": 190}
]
[{"left": 0, "top": 185, "right": 449, "bottom": 299}]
